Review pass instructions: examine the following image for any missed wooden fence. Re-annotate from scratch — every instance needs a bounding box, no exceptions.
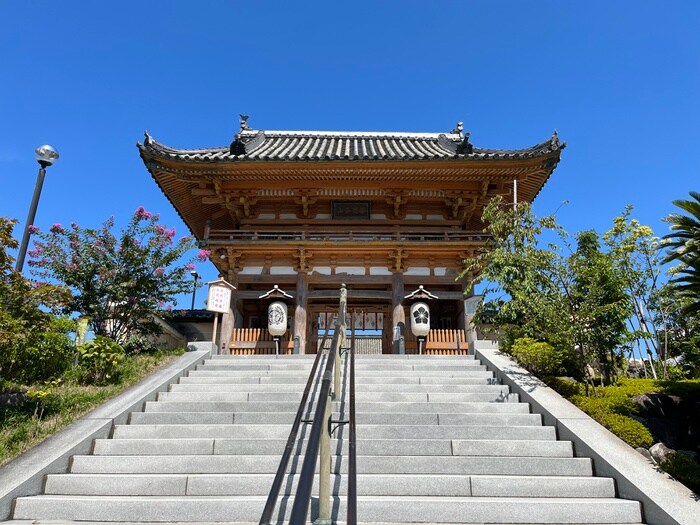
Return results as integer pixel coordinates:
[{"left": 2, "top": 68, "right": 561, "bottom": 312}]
[
  {"left": 404, "top": 329, "right": 468, "bottom": 355},
  {"left": 229, "top": 328, "right": 468, "bottom": 356},
  {"left": 229, "top": 328, "right": 293, "bottom": 355}
]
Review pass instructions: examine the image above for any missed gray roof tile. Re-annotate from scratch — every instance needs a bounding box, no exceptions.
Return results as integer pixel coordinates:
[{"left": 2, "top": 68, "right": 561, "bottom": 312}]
[{"left": 138, "top": 128, "right": 565, "bottom": 163}]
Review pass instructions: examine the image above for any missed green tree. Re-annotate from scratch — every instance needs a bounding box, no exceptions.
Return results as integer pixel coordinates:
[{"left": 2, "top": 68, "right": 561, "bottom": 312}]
[
  {"left": 603, "top": 207, "right": 666, "bottom": 378},
  {"left": 0, "top": 217, "right": 74, "bottom": 382},
  {"left": 570, "top": 231, "right": 630, "bottom": 385},
  {"left": 464, "top": 197, "right": 578, "bottom": 375},
  {"left": 465, "top": 198, "right": 632, "bottom": 388},
  {"left": 663, "top": 191, "right": 700, "bottom": 315},
  {"left": 28, "top": 208, "right": 196, "bottom": 351}
]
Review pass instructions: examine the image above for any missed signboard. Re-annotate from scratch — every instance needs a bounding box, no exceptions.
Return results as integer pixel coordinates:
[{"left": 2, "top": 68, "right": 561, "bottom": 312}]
[
  {"left": 332, "top": 201, "right": 370, "bottom": 220},
  {"left": 206, "top": 278, "right": 235, "bottom": 314}
]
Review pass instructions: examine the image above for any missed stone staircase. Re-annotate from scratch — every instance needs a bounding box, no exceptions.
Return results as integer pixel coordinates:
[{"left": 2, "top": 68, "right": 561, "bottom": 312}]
[{"left": 5, "top": 353, "right": 644, "bottom": 524}]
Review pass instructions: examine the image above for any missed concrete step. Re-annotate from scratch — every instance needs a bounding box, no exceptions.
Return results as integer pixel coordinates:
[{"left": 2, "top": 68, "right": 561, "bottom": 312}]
[
  {"left": 69, "top": 454, "right": 591, "bottom": 476},
  {"left": 143, "top": 401, "right": 528, "bottom": 414},
  {"left": 44, "top": 473, "right": 614, "bottom": 498},
  {"left": 208, "top": 354, "right": 477, "bottom": 360},
  {"left": 186, "top": 368, "right": 490, "bottom": 377},
  {"left": 113, "top": 423, "right": 557, "bottom": 441},
  {"left": 12, "top": 495, "right": 642, "bottom": 523},
  {"left": 196, "top": 362, "right": 484, "bottom": 371},
  {"left": 128, "top": 411, "right": 543, "bottom": 426},
  {"left": 93, "top": 438, "right": 573, "bottom": 458},
  {"left": 2, "top": 522, "right": 643, "bottom": 525},
  {"left": 155, "top": 391, "right": 519, "bottom": 403},
  {"left": 350, "top": 369, "right": 491, "bottom": 377},
  {"left": 195, "top": 363, "right": 313, "bottom": 371},
  {"left": 177, "top": 375, "right": 496, "bottom": 385},
  {"left": 167, "top": 383, "right": 512, "bottom": 394}
]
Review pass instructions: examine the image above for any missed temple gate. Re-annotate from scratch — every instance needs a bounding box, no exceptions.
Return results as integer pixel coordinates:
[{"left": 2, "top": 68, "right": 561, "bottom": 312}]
[{"left": 138, "top": 117, "right": 564, "bottom": 354}]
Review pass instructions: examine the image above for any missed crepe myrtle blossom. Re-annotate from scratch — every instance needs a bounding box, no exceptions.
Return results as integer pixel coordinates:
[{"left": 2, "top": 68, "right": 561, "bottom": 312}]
[
  {"left": 197, "top": 249, "right": 211, "bottom": 262},
  {"left": 135, "top": 207, "right": 153, "bottom": 220},
  {"left": 28, "top": 225, "right": 39, "bottom": 234},
  {"left": 26, "top": 208, "right": 197, "bottom": 348}
]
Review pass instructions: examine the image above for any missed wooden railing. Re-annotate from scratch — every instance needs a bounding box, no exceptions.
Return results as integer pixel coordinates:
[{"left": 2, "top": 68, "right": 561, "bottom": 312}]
[
  {"left": 209, "top": 229, "right": 489, "bottom": 244},
  {"left": 405, "top": 329, "right": 468, "bottom": 355},
  {"left": 229, "top": 328, "right": 293, "bottom": 355}
]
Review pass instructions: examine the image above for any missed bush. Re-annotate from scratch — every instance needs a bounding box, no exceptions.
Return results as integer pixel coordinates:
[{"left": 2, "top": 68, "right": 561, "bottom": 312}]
[
  {"left": 597, "top": 413, "right": 654, "bottom": 448},
  {"left": 660, "top": 453, "right": 700, "bottom": 495},
  {"left": 76, "top": 337, "right": 125, "bottom": 384},
  {"left": 545, "top": 376, "right": 584, "bottom": 397},
  {"left": 0, "top": 316, "right": 75, "bottom": 383},
  {"left": 571, "top": 394, "right": 653, "bottom": 447},
  {"left": 509, "top": 337, "right": 566, "bottom": 376}
]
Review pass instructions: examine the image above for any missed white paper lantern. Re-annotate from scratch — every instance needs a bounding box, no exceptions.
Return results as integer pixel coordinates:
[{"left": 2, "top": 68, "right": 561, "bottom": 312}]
[
  {"left": 410, "top": 302, "right": 430, "bottom": 338},
  {"left": 267, "top": 301, "right": 288, "bottom": 337}
]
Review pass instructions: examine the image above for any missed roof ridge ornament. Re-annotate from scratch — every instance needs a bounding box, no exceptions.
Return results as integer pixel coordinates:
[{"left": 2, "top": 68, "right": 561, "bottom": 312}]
[
  {"left": 230, "top": 115, "right": 266, "bottom": 155},
  {"left": 451, "top": 121, "right": 464, "bottom": 137},
  {"left": 456, "top": 131, "right": 473, "bottom": 155},
  {"left": 551, "top": 129, "right": 560, "bottom": 148},
  {"left": 240, "top": 114, "right": 250, "bottom": 132},
  {"left": 143, "top": 131, "right": 152, "bottom": 146}
]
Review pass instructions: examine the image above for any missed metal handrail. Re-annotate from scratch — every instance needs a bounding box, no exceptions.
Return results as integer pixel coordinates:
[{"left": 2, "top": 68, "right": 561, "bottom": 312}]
[
  {"left": 258, "top": 330, "right": 330, "bottom": 525},
  {"left": 347, "top": 311, "right": 357, "bottom": 525},
  {"left": 289, "top": 285, "right": 347, "bottom": 525}
]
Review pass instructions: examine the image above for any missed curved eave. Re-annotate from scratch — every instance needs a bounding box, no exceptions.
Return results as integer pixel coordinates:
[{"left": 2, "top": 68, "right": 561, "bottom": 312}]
[{"left": 137, "top": 134, "right": 565, "bottom": 241}]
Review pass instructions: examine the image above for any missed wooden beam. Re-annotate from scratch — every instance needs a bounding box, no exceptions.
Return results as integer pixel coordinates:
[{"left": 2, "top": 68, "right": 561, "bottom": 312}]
[
  {"left": 191, "top": 188, "right": 216, "bottom": 196},
  {"left": 308, "top": 289, "right": 392, "bottom": 300}
]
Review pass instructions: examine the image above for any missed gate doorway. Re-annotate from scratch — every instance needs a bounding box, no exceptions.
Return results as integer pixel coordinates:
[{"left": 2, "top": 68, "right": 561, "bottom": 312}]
[{"left": 306, "top": 306, "right": 390, "bottom": 354}]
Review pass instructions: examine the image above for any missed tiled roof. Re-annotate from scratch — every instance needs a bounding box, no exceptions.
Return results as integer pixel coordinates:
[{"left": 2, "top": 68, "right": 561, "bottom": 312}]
[{"left": 138, "top": 126, "right": 565, "bottom": 163}]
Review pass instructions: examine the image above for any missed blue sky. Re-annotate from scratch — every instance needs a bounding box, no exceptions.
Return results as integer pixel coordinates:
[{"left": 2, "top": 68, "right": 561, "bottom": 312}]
[{"left": 1, "top": 1, "right": 698, "bottom": 307}]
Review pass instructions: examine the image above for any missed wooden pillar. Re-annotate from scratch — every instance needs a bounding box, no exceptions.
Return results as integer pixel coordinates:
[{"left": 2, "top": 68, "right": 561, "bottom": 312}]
[
  {"left": 382, "top": 310, "right": 392, "bottom": 354},
  {"left": 391, "top": 272, "right": 405, "bottom": 354},
  {"left": 219, "top": 308, "right": 234, "bottom": 355},
  {"left": 294, "top": 272, "right": 308, "bottom": 354}
]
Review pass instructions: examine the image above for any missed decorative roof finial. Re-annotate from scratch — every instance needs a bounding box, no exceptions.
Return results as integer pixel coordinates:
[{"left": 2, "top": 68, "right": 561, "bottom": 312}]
[
  {"left": 551, "top": 129, "right": 560, "bottom": 148},
  {"left": 143, "top": 131, "right": 152, "bottom": 146},
  {"left": 240, "top": 114, "right": 250, "bottom": 132},
  {"left": 456, "top": 131, "right": 473, "bottom": 155},
  {"left": 451, "top": 121, "right": 464, "bottom": 136}
]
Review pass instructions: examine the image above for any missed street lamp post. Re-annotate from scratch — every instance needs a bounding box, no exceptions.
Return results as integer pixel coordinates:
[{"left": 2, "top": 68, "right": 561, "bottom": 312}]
[
  {"left": 15, "top": 145, "right": 60, "bottom": 273},
  {"left": 190, "top": 270, "right": 200, "bottom": 310}
]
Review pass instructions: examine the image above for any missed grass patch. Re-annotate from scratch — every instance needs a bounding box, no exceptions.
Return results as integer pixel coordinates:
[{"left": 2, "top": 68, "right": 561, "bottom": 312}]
[{"left": 0, "top": 348, "right": 185, "bottom": 467}]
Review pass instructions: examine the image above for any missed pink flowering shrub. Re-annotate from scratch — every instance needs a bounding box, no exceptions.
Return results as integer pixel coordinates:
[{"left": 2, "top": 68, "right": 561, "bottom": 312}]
[{"left": 28, "top": 208, "right": 196, "bottom": 352}]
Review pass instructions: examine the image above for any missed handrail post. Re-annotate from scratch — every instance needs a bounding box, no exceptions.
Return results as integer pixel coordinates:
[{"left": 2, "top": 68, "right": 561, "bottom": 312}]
[
  {"left": 315, "top": 391, "right": 333, "bottom": 525},
  {"left": 288, "top": 283, "right": 348, "bottom": 525},
  {"left": 333, "top": 284, "right": 347, "bottom": 400}
]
